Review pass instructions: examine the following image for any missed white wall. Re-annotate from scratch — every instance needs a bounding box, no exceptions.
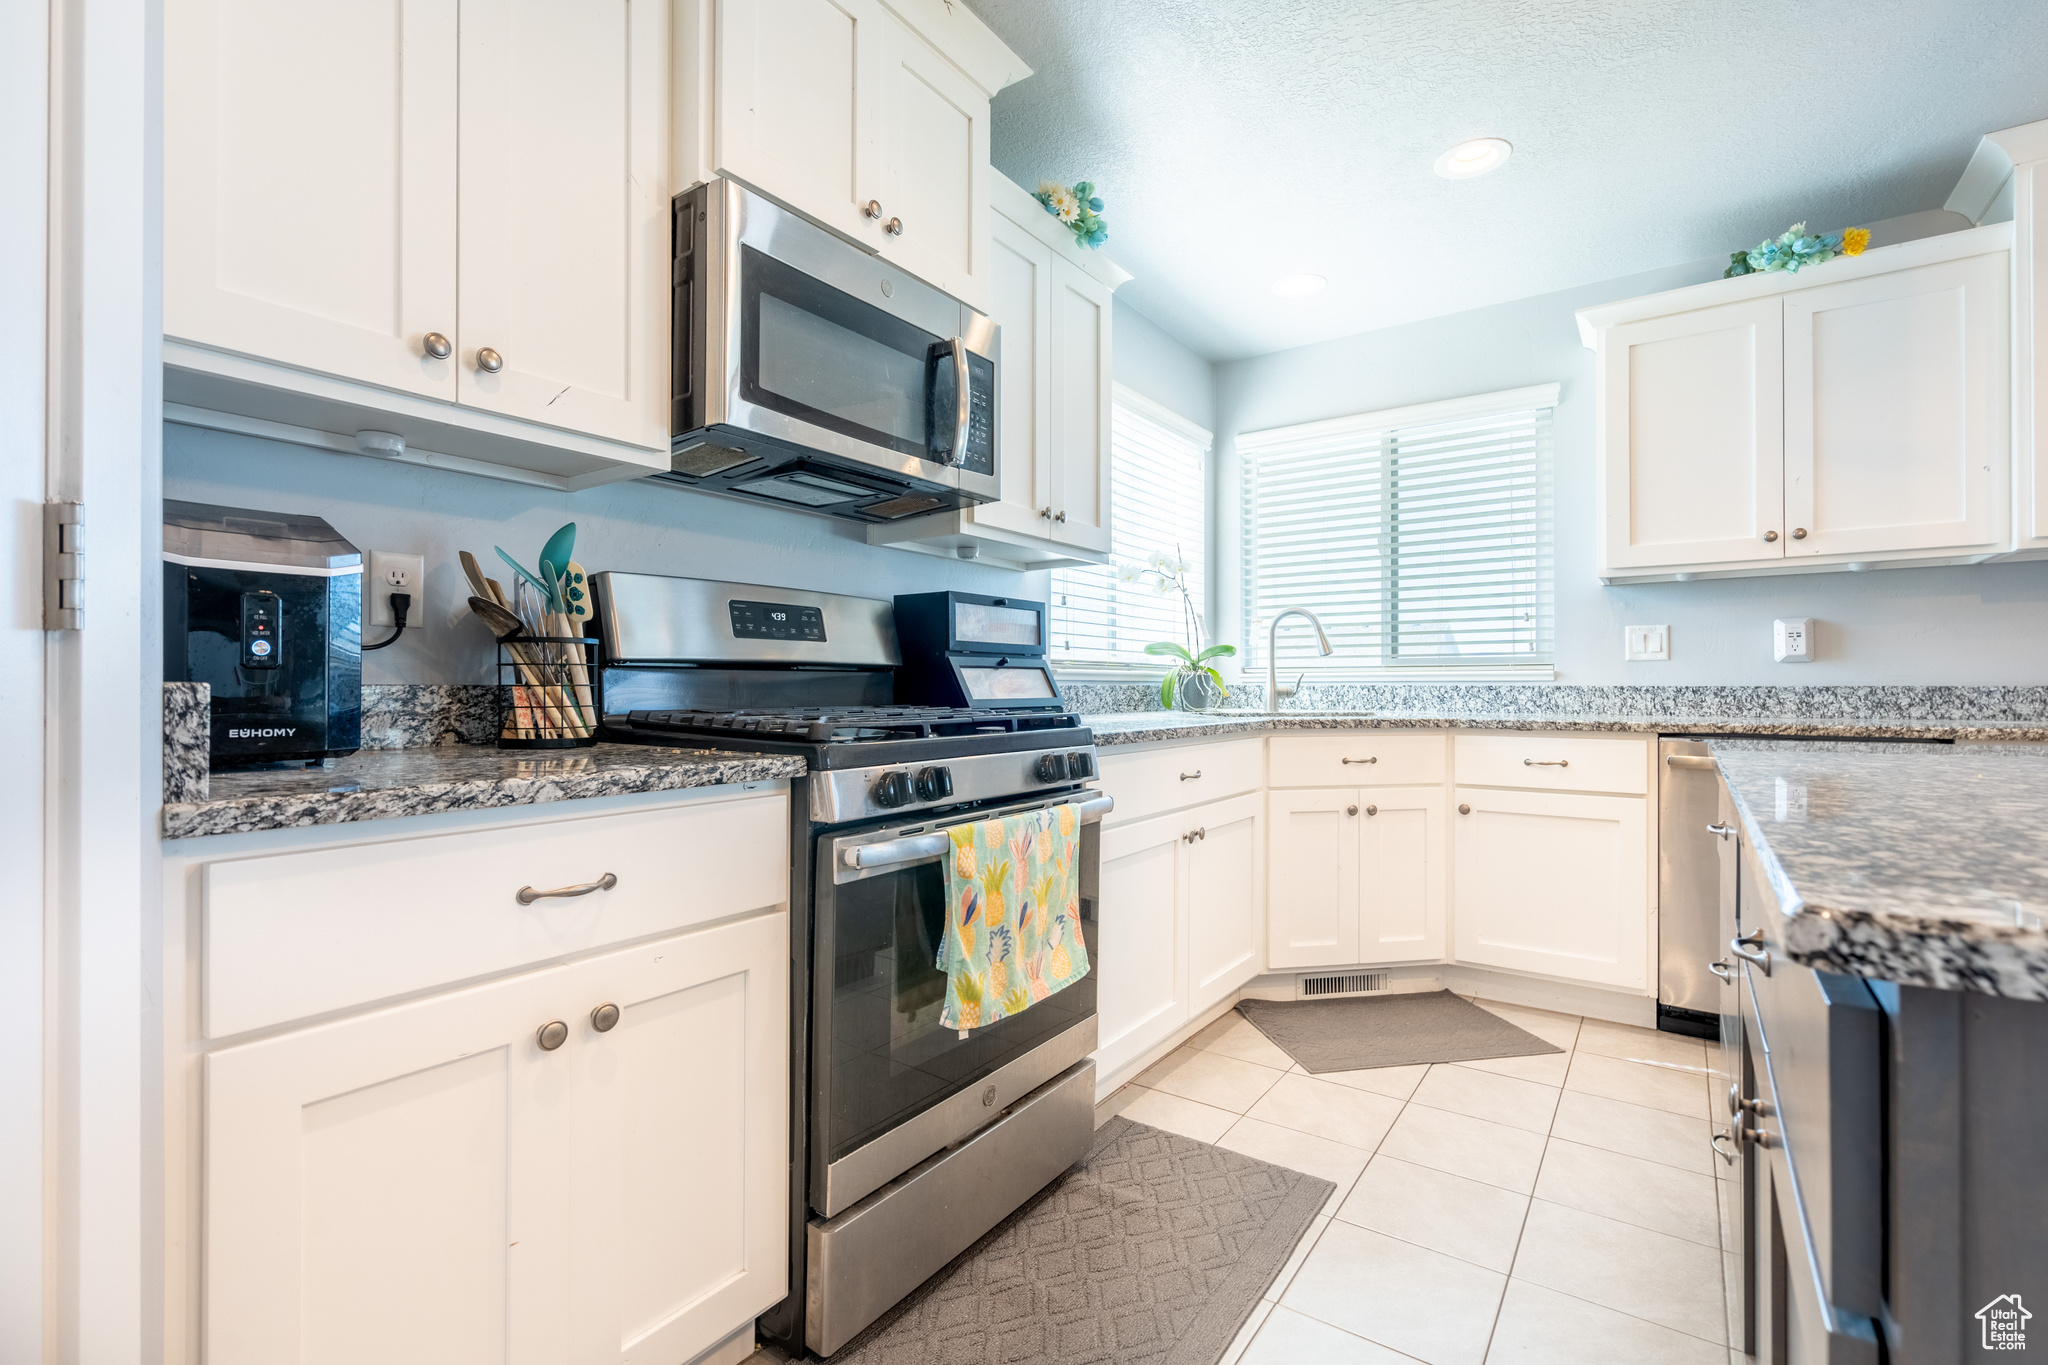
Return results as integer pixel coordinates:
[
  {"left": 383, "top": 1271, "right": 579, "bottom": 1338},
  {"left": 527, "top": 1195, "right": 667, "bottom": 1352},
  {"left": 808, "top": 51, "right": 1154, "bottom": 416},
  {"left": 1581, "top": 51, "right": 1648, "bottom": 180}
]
[
  {"left": 164, "top": 425, "right": 1051, "bottom": 684},
  {"left": 1209, "top": 210, "right": 2048, "bottom": 685},
  {"left": 1113, "top": 296, "right": 1216, "bottom": 431}
]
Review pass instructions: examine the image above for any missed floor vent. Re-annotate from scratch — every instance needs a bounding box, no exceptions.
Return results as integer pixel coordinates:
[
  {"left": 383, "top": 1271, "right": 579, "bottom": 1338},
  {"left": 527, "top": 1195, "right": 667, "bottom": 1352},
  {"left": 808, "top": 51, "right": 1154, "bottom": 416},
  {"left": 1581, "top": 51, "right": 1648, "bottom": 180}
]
[{"left": 1298, "top": 971, "right": 1389, "bottom": 998}]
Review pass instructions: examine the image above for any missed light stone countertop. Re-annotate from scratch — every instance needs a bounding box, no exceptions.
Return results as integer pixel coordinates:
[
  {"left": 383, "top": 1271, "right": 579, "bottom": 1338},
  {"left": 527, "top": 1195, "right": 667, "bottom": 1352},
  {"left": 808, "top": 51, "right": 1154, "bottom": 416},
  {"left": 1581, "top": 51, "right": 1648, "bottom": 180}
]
[
  {"left": 1082, "top": 710, "right": 2048, "bottom": 746},
  {"left": 1710, "top": 738, "right": 2048, "bottom": 1000},
  {"left": 161, "top": 743, "right": 807, "bottom": 840}
]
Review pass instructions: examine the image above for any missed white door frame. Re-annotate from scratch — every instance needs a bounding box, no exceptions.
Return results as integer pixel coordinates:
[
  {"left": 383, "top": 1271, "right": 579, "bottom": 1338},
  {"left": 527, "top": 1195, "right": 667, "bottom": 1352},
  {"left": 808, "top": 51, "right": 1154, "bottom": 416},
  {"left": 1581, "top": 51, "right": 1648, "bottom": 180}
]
[{"left": 8, "top": 0, "right": 162, "bottom": 1361}]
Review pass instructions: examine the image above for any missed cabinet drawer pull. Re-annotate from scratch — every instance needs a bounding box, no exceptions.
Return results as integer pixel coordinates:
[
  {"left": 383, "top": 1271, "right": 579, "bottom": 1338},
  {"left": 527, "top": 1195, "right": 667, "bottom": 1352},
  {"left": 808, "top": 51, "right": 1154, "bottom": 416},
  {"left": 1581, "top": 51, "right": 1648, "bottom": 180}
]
[
  {"left": 1458, "top": 803, "right": 1471, "bottom": 815},
  {"left": 1707, "top": 823, "right": 1735, "bottom": 839},
  {"left": 422, "top": 331, "right": 452, "bottom": 359},
  {"left": 1179, "top": 770, "right": 1201, "bottom": 781},
  {"left": 516, "top": 871, "right": 618, "bottom": 905},
  {"left": 1710, "top": 1131, "right": 1740, "bottom": 1164},
  {"left": 1340, "top": 756, "right": 1377, "bottom": 765},
  {"left": 1730, "top": 929, "right": 1771, "bottom": 976},
  {"left": 536, "top": 1020, "right": 569, "bottom": 1051},
  {"left": 1523, "top": 758, "right": 1569, "bottom": 767},
  {"left": 1707, "top": 958, "right": 1734, "bottom": 981}
]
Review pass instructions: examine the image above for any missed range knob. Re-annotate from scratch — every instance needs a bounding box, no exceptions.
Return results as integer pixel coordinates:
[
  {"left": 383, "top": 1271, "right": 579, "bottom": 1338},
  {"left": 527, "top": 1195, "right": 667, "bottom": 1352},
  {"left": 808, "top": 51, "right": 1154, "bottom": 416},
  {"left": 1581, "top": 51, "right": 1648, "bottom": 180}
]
[
  {"left": 1066, "top": 751, "right": 1095, "bottom": 779},
  {"left": 914, "top": 766, "right": 954, "bottom": 802},
  {"left": 1034, "top": 752, "right": 1069, "bottom": 783},
  {"left": 872, "top": 770, "right": 914, "bottom": 808}
]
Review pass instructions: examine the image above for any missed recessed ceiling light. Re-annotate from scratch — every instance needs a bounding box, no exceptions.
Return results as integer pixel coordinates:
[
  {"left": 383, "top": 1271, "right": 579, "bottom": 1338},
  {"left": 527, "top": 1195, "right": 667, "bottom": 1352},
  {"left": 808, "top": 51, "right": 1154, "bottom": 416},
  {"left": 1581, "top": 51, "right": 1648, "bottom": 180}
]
[
  {"left": 1270, "top": 273, "right": 1327, "bottom": 298},
  {"left": 1434, "top": 137, "right": 1513, "bottom": 179}
]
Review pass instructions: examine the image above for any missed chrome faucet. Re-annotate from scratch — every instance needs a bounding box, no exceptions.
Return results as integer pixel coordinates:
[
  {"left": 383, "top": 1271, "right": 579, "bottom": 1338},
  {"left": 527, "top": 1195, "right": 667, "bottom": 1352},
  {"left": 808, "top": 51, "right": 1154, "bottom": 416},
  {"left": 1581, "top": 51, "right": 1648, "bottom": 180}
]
[{"left": 1266, "top": 607, "right": 1332, "bottom": 713}]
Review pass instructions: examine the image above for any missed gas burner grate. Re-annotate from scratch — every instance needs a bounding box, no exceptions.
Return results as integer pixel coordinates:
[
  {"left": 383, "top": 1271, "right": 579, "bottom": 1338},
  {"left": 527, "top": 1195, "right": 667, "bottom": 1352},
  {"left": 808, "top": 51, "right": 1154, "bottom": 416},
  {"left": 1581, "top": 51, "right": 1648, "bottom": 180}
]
[{"left": 623, "top": 705, "right": 1082, "bottom": 744}]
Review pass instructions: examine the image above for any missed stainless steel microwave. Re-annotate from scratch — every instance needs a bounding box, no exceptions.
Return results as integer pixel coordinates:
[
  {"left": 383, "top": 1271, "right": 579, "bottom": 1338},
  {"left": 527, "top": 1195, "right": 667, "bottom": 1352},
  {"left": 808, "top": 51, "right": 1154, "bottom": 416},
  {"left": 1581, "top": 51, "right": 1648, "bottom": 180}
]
[{"left": 662, "top": 177, "right": 999, "bottom": 523}]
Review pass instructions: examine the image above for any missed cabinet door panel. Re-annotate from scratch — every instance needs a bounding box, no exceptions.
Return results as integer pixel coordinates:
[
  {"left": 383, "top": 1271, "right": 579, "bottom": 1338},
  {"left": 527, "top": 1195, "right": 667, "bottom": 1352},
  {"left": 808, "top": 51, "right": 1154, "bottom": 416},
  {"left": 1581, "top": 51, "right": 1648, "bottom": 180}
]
[
  {"left": 877, "top": 14, "right": 989, "bottom": 305},
  {"left": 1266, "top": 790, "right": 1358, "bottom": 969},
  {"left": 1784, "top": 252, "right": 2008, "bottom": 557},
  {"left": 1357, "top": 788, "right": 1444, "bottom": 964},
  {"left": 569, "top": 915, "right": 789, "bottom": 1363},
  {"left": 1050, "top": 259, "right": 1114, "bottom": 553},
  {"left": 1601, "top": 297, "right": 1783, "bottom": 570},
  {"left": 456, "top": 0, "right": 668, "bottom": 449},
  {"left": 164, "top": 0, "right": 458, "bottom": 396},
  {"left": 1451, "top": 788, "right": 1648, "bottom": 989},
  {"left": 972, "top": 209, "right": 1055, "bottom": 538},
  {"left": 1186, "top": 793, "right": 1263, "bottom": 1013},
  {"left": 714, "top": 0, "right": 877, "bottom": 243},
  {"left": 1094, "top": 815, "right": 1188, "bottom": 1080}
]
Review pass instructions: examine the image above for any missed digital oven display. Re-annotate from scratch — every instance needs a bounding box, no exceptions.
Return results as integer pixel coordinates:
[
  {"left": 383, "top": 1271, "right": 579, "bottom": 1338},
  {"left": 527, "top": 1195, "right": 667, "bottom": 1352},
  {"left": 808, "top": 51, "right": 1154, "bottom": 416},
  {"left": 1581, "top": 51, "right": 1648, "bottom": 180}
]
[{"left": 729, "top": 599, "right": 827, "bottom": 642}]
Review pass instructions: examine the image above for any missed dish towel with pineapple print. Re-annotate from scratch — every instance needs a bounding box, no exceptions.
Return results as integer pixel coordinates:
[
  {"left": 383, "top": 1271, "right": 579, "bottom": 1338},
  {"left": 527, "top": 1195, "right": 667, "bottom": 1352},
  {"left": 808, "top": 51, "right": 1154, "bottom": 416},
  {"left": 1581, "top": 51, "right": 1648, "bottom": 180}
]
[{"left": 939, "top": 804, "right": 1090, "bottom": 1033}]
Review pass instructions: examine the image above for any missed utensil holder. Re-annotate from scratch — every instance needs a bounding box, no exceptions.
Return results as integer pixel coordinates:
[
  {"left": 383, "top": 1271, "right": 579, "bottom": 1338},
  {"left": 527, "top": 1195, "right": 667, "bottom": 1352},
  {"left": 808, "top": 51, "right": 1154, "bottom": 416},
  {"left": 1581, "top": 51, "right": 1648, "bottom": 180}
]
[{"left": 496, "top": 633, "right": 600, "bottom": 749}]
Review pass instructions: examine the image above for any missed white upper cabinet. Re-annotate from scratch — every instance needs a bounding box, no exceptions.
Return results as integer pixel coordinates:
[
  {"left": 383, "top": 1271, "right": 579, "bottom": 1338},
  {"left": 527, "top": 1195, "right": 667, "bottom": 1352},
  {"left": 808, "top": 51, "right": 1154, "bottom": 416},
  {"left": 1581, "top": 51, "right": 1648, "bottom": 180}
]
[
  {"left": 688, "top": 0, "right": 1025, "bottom": 308},
  {"left": 869, "top": 174, "right": 1129, "bottom": 568},
  {"left": 164, "top": 0, "right": 673, "bottom": 486},
  {"left": 1578, "top": 224, "right": 2013, "bottom": 583},
  {"left": 456, "top": 0, "right": 671, "bottom": 450},
  {"left": 1598, "top": 297, "right": 1784, "bottom": 571},
  {"left": 164, "top": 0, "right": 460, "bottom": 400}
]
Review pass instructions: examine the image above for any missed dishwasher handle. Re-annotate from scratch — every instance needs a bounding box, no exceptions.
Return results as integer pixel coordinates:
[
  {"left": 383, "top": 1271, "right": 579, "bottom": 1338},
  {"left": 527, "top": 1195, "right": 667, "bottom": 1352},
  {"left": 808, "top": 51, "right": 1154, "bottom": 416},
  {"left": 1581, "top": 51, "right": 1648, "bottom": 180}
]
[{"left": 1665, "top": 753, "right": 1720, "bottom": 771}]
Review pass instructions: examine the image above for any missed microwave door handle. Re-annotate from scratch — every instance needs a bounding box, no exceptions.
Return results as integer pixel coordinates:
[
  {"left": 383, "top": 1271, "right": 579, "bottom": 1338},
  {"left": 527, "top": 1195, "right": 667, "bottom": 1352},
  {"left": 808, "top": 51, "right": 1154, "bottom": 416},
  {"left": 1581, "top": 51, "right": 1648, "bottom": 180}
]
[{"left": 950, "top": 338, "right": 970, "bottom": 466}]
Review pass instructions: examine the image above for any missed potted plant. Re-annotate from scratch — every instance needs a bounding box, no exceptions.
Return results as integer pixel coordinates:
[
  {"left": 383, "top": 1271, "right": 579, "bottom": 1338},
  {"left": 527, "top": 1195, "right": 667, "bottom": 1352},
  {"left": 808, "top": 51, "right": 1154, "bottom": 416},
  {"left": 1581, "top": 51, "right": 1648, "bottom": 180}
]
[{"left": 1120, "top": 548, "right": 1236, "bottom": 710}]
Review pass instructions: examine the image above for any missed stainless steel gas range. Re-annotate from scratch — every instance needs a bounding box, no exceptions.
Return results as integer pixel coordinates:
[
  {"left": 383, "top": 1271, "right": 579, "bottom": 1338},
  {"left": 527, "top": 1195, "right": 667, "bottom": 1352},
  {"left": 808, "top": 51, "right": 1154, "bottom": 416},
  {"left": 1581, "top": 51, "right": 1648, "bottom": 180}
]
[{"left": 593, "top": 572, "right": 1107, "bottom": 1358}]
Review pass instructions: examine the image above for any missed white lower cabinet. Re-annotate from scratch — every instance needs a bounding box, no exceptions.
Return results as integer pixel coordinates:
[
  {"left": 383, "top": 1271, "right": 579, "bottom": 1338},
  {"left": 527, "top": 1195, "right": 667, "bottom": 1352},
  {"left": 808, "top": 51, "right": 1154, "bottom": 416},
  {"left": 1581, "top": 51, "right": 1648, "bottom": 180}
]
[
  {"left": 204, "top": 911, "right": 788, "bottom": 1365},
  {"left": 1267, "top": 787, "right": 1445, "bottom": 969},
  {"left": 1094, "top": 792, "right": 1262, "bottom": 1083},
  {"left": 1450, "top": 786, "right": 1649, "bottom": 990}
]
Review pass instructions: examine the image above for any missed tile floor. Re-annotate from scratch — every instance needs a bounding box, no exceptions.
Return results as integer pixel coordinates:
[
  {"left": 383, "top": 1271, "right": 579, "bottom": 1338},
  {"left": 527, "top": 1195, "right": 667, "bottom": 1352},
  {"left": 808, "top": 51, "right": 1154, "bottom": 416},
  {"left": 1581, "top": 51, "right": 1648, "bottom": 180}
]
[{"left": 1096, "top": 997, "right": 1747, "bottom": 1365}]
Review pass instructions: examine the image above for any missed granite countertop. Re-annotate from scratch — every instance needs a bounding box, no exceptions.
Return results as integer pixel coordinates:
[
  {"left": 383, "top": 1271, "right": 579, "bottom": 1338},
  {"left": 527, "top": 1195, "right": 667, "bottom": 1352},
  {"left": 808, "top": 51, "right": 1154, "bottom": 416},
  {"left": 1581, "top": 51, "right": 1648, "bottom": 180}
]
[
  {"left": 1082, "top": 710, "right": 2048, "bottom": 746},
  {"left": 1711, "top": 739, "right": 2048, "bottom": 1001},
  {"left": 162, "top": 743, "right": 807, "bottom": 840}
]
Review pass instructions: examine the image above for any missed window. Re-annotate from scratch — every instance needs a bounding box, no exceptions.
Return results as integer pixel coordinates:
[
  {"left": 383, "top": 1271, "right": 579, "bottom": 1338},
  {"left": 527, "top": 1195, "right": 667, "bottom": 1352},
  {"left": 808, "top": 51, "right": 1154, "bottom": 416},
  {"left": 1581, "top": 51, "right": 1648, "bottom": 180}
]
[
  {"left": 1240, "top": 384, "right": 1556, "bottom": 678},
  {"left": 1050, "top": 385, "right": 1212, "bottom": 670}
]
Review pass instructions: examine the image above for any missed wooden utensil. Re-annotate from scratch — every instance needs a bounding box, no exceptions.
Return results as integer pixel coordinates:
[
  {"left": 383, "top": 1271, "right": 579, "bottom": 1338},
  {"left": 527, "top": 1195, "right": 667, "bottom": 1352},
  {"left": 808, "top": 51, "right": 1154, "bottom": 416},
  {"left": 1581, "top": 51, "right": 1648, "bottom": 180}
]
[{"left": 468, "top": 596, "right": 583, "bottom": 738}]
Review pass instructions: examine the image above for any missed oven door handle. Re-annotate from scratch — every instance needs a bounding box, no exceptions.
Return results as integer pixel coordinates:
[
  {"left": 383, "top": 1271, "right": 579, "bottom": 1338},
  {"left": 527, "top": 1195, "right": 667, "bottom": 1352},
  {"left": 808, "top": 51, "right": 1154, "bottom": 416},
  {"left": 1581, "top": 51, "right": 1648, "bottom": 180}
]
[{"left": 842, "top": 794, "right": 1114, "bottom": 871}]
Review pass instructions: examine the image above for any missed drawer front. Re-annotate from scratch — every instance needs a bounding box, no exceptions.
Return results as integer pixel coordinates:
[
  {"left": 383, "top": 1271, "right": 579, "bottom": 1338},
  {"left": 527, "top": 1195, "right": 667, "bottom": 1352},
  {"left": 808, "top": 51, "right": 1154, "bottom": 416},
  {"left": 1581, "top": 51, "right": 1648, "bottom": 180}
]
[
  {"left": 1453, "top": 733, "right": 1649, "bottom": 795},
  {"left": 204, "top": 791, "right": 789, "bottom": 1036},
  {"left": 1267, "top": 733, "right": 1446, "bottom": 787},
  {"left": 1097, "top": 738, "right": 1263, "bottom": 825}
]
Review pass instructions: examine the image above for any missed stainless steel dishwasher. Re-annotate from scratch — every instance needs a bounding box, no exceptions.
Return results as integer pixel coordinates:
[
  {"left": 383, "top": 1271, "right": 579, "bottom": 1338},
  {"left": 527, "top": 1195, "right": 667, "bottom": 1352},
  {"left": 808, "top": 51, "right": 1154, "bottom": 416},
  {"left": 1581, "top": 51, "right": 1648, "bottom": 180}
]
[{"left": 1656, "top": 738, "right": 1726, "bottom": 1038}]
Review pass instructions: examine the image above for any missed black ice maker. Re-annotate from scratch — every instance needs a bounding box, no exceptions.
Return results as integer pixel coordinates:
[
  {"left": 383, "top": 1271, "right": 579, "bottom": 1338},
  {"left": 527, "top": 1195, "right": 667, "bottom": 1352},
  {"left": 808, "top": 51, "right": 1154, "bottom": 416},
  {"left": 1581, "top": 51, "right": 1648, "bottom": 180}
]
[{"left": 163, "top": 499, "right": 363, "bottom": 766}]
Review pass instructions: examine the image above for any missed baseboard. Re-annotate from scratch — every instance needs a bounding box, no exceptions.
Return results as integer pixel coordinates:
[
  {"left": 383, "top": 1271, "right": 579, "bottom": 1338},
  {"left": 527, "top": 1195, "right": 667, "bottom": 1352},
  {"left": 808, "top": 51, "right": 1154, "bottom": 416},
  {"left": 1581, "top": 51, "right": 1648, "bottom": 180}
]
[
  {"left": 1092, "top": 993, "right": 1245, "bottom": 1106},
  {"left": 691, "top": 1321, "right": 758, "bottom": 1365},
  {"left": 1440, "top": 965, "right": 1656, "bottom": 1027}
]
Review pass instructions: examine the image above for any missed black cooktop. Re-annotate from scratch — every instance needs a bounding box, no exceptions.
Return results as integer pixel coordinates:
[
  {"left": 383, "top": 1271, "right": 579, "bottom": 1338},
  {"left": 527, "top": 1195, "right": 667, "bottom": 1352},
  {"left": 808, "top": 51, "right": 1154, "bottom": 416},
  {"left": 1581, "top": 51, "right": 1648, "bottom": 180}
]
[{"left": 603, "top": 706, "right": 1088, "bottom": 769}]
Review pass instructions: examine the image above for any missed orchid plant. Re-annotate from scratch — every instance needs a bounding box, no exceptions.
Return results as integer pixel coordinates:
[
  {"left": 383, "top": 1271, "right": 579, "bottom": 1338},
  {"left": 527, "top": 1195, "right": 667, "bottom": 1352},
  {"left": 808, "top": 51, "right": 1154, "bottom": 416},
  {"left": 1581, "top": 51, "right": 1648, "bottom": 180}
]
[{"left": 1117, "top": 547, "right": 1235, "bottom": 709}]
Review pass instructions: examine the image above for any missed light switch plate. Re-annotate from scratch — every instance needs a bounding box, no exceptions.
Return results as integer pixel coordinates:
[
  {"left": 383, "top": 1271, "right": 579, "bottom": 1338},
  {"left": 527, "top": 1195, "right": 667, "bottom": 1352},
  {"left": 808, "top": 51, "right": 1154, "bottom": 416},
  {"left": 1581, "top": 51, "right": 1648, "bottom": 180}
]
[
  {"left": 1624, "top": 624, "right": 1670, "bottom": 661},
  {"left": 1774, "top": 617, "right": 1813, "bottom": 663}
]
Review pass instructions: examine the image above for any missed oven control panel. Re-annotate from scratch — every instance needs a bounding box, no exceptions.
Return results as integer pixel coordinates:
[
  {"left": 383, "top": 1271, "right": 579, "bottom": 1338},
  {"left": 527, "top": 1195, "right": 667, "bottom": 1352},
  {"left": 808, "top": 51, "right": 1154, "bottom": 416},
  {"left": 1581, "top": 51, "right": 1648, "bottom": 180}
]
[{"left": 813, "top": 746, "right": 1099, "bottom": 824}]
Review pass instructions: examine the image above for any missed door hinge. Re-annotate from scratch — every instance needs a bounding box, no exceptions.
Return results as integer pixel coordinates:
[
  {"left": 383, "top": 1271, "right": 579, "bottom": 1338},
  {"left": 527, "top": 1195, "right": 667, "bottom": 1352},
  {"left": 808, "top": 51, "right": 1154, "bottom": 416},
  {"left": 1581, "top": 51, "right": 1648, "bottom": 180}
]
[{"left": 44, "top": 501, "right": 82, "bottom": 630}]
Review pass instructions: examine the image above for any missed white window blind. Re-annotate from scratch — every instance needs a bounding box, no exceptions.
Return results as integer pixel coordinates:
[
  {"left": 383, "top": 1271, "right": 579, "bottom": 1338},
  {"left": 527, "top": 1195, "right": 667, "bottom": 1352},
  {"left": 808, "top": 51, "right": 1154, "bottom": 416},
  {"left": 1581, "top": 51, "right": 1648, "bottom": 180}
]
[
  {"left": 1240, "top": 384, "right": 1556, "bottom": 678},
  {"left": 1051, "top": 386, "right": 1211, "bottom": 669}
]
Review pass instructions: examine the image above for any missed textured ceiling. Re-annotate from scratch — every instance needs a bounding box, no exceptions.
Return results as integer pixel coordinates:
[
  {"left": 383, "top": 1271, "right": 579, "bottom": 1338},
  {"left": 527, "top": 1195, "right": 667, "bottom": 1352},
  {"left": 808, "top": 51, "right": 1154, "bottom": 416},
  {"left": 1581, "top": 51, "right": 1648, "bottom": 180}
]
[{"left": 963, "top": 0, "right": 2048, "bottom": 360}]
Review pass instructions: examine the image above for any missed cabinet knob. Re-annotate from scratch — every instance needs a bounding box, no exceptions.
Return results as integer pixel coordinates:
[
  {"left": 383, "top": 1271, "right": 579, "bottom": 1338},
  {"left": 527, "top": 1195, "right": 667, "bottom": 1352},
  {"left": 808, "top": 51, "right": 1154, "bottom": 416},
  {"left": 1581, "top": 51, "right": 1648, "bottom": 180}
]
[
  {"left": 536, "top": 1020, "right": 569, "bottom": 1051},
  {"left": 885, "top": 217, "right": 904, "bottom": 237},
  {"left": 1365, "top": 804, "right": 1378, "bottom": 816},
  {"left": 477, "top": 347, "right": 504, "bottom": 374},
  {"left": 1346, "top": 804, "right": 1358, "bottom": 816},
  {"left": 422, "top": 331, "right": 452, "bottom": 359},
  {"left": 1792, "top": 527, "right": 1808, "bottom": 540},
  {"left": 1458, "top": 803, "right": 1471, "bottom": 815},
  {"left": 590, "top": 1002, "right": 620, "bottom": 1033},
  {"left": 1763, "top": 530, "right": 1779, "bottom": 543},
  {"left": 1054, "top": 510, "right": 1066, "bottom": 523},
  {"left": 863, "top": 199, "right": 884, "bottom": 220},
  {"left": 1040, "top": 506, "right": 1053, "bottom": 519},
  {"left": 1182, "top": 827, "right": 1206, "bottom": 842}
]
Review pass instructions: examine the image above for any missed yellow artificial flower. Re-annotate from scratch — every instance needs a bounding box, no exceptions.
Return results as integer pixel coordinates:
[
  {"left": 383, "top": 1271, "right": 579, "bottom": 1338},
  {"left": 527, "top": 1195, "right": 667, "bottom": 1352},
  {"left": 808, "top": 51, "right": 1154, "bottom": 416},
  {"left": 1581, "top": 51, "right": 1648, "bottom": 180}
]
[{"left": 1842, "top": 227, "right": 1871, "bottom": 257}]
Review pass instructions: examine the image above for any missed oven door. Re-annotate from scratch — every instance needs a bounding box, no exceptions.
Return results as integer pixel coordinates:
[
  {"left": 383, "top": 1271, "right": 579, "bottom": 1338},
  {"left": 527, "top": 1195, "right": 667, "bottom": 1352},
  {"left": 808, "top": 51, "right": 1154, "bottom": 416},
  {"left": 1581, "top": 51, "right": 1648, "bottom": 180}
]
[{"left": 810, "top": 791, "right": 1106, "bottom": 1219}]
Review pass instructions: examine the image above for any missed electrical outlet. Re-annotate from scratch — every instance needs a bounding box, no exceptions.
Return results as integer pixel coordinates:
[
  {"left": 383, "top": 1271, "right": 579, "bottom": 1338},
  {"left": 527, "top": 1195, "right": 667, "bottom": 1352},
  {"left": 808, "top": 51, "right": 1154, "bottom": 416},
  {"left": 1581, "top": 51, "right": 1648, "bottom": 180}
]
[
  {"left": 1774, "top": 617, "right": 1813, "bottom": 663},
  {"left": 1624, "top": 624, "right": 1670, "bottom": 661},
  {"left": 367, "top": 551, "right": 425, "bottom": 627}
]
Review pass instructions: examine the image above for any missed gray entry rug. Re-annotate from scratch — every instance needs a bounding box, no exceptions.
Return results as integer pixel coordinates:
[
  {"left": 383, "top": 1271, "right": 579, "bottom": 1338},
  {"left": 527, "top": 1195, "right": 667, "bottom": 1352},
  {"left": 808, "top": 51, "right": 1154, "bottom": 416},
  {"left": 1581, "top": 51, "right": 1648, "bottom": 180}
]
[
  {"left": 822, "top": 1117, "right": 1334, "bottom": 1365},
  {"left": 1237, "top": 990, "right": 1563, "bottom": 1073}
]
